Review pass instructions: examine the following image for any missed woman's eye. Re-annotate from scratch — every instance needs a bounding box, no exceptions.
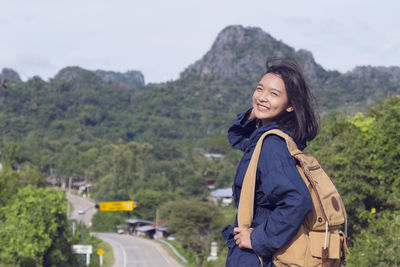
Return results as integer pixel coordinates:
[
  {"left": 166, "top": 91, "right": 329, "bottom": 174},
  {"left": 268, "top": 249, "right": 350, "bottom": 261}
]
[{"left": 271, "top": 92, "right": 278, "bottom": 96}]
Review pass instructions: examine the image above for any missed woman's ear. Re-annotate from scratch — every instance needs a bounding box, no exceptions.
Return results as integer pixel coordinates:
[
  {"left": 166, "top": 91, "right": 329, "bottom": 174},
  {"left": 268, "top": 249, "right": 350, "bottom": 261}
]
[{"left": 286, "top": 106, "right": 294, "bottom": 112}]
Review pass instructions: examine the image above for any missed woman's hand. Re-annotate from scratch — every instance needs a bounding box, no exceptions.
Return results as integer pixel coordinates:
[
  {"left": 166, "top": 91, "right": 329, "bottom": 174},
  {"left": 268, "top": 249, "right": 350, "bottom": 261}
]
[
  {"left": 233, "top": 227, "right": 253, "bottom": 249},
  {"left": 247, "top": 108, "right": 255, "bottom": 120}
]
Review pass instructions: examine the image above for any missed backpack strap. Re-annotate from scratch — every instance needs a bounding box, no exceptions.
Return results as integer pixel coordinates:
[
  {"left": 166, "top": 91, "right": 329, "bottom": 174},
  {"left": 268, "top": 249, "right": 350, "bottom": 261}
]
[{"left": 238, "top": 129, "right": 298, "bottom": 228}]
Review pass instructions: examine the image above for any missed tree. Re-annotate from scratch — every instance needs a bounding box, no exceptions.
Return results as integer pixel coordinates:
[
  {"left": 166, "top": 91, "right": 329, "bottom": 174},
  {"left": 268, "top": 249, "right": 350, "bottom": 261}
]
[
  {"left": 19, "top": 164, "right": 46, "bottom": 187},
  {"left": 0, "top": 168, "right": 20, "bottom": 219},
  {"left": 0, "top": 187, "right": 75, "bottom": 266},
  {"left": 308, "top": 97, "right": 399, "bottom": 232},
  {"left": 131, "top": 189, "right": 173, "bottom": 220},
  {"left": 1, "top": 141, "right": 22, "bottom": 169},
  {"left": 160, "top": 200, "right": 223, "bottom": 264},
  {"left": 347, "top": 211, "right": 400, "bottom": 267}
]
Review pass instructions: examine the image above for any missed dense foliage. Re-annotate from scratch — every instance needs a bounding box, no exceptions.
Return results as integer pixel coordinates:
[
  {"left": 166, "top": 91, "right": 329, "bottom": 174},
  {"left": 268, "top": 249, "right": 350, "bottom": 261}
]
[
  {"left": 160, "top": 200, "right": 223, "bottom": 264},
  {"left": 0, "top": 180, "right": 76, "bottom": 266},
  {"left": 308, "top": 96, "right": 400, "bottom": 265},
  {"left": 347, "top": 211, "right": 400, "bottom": 266}
]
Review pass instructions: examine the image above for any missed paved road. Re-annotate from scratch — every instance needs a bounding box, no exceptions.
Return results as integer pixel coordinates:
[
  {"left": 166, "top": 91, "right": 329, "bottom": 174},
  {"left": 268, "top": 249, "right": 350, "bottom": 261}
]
[
  {"left": 67, "top": 194, "right": 183, "bottom": 266},
  {"left": 67, "top": 192, "right": 97, "bottom": 226},
  {"left": 94, "top": 233, "right": 183, "bottom": 267}
]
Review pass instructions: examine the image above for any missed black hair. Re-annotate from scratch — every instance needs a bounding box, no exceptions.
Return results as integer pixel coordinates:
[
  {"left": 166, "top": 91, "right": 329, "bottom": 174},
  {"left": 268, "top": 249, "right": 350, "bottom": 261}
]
[{"left": 266, "top": 57, "right": 319, "bottom": 142}]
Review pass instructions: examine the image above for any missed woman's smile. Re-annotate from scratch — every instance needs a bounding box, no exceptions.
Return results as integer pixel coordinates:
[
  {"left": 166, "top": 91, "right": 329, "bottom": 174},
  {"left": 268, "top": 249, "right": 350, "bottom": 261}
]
[{"left": 256, "top": 103, "right": 270, "bottom": 111}]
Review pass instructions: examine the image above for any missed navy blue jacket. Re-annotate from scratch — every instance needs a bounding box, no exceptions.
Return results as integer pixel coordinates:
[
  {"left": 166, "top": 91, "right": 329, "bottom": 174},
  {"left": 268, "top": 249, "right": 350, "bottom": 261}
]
[{"left": 222, "top": 108, "right": 312, "bottom": 267}]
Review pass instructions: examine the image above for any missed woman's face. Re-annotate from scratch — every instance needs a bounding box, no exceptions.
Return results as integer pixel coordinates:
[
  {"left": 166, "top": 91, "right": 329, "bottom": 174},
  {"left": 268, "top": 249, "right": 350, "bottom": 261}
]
[{"left": 252, "top": 73, "right": 292, "bottom": 125}]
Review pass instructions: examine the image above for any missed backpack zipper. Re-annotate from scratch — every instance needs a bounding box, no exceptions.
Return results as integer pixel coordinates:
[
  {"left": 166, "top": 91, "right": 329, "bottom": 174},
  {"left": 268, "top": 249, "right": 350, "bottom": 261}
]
[{"left": 296, "top": 156, "right": 329, "bottom": 224}]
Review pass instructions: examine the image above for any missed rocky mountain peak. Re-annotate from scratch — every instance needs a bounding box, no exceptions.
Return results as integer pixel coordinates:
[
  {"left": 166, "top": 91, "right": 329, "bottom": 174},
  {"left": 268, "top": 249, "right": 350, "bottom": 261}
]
[
  {"left": 209, "top": 25, "right": 275, "bottom": 52},
  {"left": 54, "top": 66, "right": 100, "bottom": 82},
  {"left": 52, "top": 66, "right": 103, "bottom": 90},
  {"left": 1, "top": 68, "right": 21, "bottom": 83},
  {"left": 94, "top": 70, "right": 145, "bottom": 88},
  {"left": 180, "top": 25, "right": 327, "bottom": 85},
  {"left": 349, "top": 65, "right": 400, "bottom": 82}
]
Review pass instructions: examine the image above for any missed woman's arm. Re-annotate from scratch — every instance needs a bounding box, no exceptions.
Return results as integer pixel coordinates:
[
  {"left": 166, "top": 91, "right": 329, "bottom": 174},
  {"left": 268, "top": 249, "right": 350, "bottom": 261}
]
[
  {"left": 227, "top": 108, "right": 257, "bottom": 151},
  {"left": 249, "top": 135, "right": 312, "bottom": 258}
]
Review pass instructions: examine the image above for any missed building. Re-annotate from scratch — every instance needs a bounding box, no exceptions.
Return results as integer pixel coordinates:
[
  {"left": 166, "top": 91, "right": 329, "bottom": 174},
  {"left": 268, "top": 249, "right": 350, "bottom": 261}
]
[
  {"left": 125, "top": 219, "right": 171, "bottom": 238},
  {"left": 210, "top": 188, "right": 233, "bottom": 206}
]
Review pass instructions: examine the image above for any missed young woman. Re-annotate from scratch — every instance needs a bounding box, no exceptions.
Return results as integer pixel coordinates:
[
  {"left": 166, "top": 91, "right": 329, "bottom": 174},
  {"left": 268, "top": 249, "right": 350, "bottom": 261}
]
[{"left": 222, "top": 58, "right": 319, "bottom": 266}]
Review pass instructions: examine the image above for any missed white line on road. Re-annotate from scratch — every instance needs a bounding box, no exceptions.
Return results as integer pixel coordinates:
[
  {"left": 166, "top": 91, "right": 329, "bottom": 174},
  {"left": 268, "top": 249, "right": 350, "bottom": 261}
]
[
  {"left": 153, "top": 240, "right": 179, "bottom": 267},
  {"left": 96, "top": 234, "right": 127, "bottom": 267},
  {"left": 114, "top": 237, "right": 128, "bottom": 267}
]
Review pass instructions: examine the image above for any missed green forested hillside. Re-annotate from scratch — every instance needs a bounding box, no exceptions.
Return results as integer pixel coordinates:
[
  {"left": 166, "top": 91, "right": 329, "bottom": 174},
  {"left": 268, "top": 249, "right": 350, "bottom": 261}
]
[{"left": 1, "top": 26, "right": 399, "bottom": 152}]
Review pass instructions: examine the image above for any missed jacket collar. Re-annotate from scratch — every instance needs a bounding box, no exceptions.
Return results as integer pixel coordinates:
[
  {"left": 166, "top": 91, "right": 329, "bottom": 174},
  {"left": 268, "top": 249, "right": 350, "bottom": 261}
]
[{"left": 248, "top": 120, "right": 307, "bottom": 151}]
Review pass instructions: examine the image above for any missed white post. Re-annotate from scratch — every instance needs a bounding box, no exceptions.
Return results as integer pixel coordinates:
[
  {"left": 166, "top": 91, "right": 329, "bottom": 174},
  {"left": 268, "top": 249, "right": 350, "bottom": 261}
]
[
  {"left": 211, "top": 241, "right": 218, "bottom": 257},
  {"left": 86, "top": 252, "right": 90, "bottom": 265},
  {"left": 72, "top": 221, "right": 76, "bottom": 236},
  {"left": 155, "top": 208, "right": 159, "bottom": 239},
  {"left": 99, "top": 255, "right": 103, "bottom": 266},
  {"left": 67, "top": 176, "right": 71, "bottom": 217},
  {"left": 207, "top": 241, "right": 218, "bottom": 261}
]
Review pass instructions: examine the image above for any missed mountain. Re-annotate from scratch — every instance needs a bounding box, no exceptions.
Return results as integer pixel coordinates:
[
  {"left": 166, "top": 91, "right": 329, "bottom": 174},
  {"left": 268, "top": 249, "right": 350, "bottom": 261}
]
[
  {"left": 94, "top": 70, "right": 145, "bottom": 89},
  {"left": 0, "top": 25, "right": 399, "bottom": 147},
  {"left": 1, "top": 68, "right": 21, "bottom": 83},
  {"left": 52, "top": 67, "right": 145, "bottom": 90},
  {"left": 181, "top": 25, "right": 330, "bottom": 87},
  {"left": 52, "top": 66, "right": 104, "bottom": 89},
  {"left": 180, "top": 25, "right": 400, "bottom": 113},
  {"left": 321, "top": 65, "right": 400, "bottom": 110}
]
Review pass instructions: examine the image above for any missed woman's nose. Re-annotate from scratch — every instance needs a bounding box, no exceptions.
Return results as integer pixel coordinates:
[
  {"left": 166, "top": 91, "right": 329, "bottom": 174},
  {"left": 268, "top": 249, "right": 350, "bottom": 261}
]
[{"left": 259, "top": 93, "right": 268, "bottom": 102}]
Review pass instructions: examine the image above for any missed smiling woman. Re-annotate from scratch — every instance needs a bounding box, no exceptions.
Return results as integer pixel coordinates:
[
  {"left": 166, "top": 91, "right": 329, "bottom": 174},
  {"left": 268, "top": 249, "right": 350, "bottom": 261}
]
[{"left": 223, "top": 57, "right": 319, "bottom": 267}]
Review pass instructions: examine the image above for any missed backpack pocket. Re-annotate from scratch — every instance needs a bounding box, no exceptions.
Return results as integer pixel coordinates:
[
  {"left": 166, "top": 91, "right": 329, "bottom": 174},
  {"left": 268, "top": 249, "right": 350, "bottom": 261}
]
[
  {"left": 272, "top": 225, "right": 309, "bottom": 267},
  {"left": 309, "top": 230, "right": 341, "bottom": 259},
  {"left": 307, "top": 230, "right": 342, "bottom": 267}
]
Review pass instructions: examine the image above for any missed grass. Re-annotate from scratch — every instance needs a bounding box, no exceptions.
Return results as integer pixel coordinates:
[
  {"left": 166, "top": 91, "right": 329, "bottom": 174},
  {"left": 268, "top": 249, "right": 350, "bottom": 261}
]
[
  {"left": 155, "top": 204, "right": 236, "bottom": 267},
  {"left": 87, "top": 237, "right": 115, "bottom": 267},
  {"left": 96, "top": 240, "right": 114, "bottom": 267},
  {"left": 158, "top": 239, "right": 190, "bottom": 266}
]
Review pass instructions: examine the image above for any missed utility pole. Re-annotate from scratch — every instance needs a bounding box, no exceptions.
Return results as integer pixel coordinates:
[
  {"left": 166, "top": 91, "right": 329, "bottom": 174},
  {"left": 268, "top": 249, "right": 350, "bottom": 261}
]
[
  {"left": 67, "top": 176, "right": 72, "bottom": 218},
  {"left": 155, "top": 208, "right": 159, "bottom": 239}
]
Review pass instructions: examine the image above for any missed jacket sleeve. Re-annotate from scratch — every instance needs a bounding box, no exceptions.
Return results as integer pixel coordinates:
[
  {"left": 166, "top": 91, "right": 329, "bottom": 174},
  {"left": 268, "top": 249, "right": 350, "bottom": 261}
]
[
  {"left": 227, "top": 108, "right": 257, "bottom": 151},
  {"left": 249, "top": 135, "right": 312, "bottom": 259}
]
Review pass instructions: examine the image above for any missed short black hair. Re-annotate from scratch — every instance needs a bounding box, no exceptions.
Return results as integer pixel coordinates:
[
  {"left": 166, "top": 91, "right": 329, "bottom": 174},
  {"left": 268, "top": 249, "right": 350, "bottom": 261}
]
[{"left": 266, "top": 57, "right": 319, "bottom": 142}]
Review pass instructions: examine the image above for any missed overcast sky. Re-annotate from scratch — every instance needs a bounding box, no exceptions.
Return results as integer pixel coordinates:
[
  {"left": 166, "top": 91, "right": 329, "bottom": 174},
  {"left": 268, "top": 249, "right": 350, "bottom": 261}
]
[{"left": 1, "top": 0, "right": 399, "bottom": 83}]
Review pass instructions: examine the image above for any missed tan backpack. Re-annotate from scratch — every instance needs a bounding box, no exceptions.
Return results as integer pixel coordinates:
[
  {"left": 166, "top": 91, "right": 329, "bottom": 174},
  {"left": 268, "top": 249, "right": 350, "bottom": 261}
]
[{"left": 238, "top": 129, "right": 349, "bottom": 267}]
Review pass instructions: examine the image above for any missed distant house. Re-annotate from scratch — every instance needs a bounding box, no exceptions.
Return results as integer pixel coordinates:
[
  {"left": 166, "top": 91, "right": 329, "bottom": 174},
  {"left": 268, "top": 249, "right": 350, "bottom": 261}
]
[
  {"left": 126, "top": 218, "right": 153, "bottom": 235},
  {"left": 70, "top": 179, "right": 95, "bottom": 196},
  {"left": 135, "top": 225, "right": 156, "bottom": 238},
  {"left": 210, "top": 188, "right": 233, "bottom": 206},
  {"left": 45, "top": 176, "right": 59, "bottom": 187},
  {"left": 71, "top": 180, "right": 87, "bottom": 191},
  {"left": 205, "top": 177, "right": 216, "bottom": 189},
  {"left": 203, "top": 153, "right": 225, "bottom": 160},
  {"left": 126, "top": 218, "right": 170, "bottom": 239}
]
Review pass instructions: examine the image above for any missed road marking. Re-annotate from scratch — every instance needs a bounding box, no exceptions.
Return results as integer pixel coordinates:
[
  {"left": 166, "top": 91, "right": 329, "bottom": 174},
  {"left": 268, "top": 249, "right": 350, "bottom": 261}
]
[
  {"left": 152, "top": 241, "right": 177, "bottom": 267},
  {"left": 114, "top": 238, "right": 128, "bottom": 267},
  {"left": 97, "top": 234, "right": 127, "bottom": 267}
]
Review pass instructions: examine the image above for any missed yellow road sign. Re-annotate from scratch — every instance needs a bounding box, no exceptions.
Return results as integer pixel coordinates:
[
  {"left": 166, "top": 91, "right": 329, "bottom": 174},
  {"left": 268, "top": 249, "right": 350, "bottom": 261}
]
[
  {"left": 97, "top": 248, "right": 104, "bottom": 255},
  {"left": 98, "top": 201, "right": 136, "bottom": 211}
]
